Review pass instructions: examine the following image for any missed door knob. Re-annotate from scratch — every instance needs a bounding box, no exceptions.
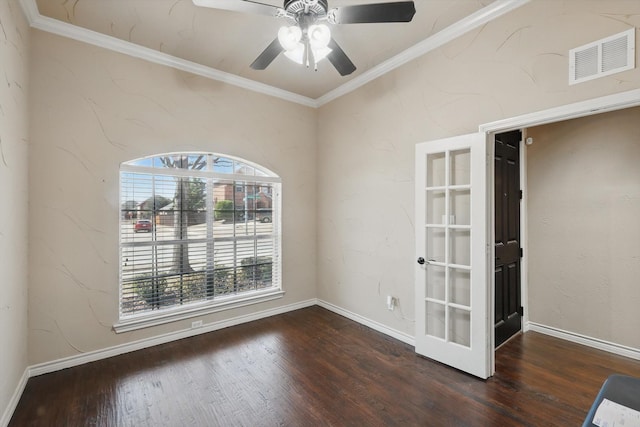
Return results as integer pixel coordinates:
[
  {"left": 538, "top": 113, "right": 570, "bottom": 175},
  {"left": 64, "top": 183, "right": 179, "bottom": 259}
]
[{"left": 417, "top": 257, "right": 425, "bottom": 265}]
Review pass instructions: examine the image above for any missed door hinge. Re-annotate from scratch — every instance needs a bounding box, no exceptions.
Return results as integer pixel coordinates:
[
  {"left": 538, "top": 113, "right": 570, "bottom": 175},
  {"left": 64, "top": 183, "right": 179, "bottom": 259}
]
[
  {"left": 518, "top": 306, "right": 524, "bottom": 316},
  {"left": 519, "top": 248, "right": 523, "bottom": 258},
  {"left": 519, "top": 190, "right": 523, "bottom": 200}
]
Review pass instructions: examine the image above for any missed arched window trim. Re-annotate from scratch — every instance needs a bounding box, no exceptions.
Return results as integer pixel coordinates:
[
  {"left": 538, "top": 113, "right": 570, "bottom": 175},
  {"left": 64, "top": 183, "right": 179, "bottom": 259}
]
[
  {"left": 114, "top": 152, "right": 283, "bottom": 333},
  {"left": 120, "top": 152, "right": 281, "bottom": 181}
]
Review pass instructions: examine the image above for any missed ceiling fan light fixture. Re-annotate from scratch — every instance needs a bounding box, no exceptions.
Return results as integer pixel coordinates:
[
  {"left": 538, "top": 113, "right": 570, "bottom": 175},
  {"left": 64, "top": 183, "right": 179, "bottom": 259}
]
[
  {"left": 277, "top": 25, "right": 302, "bottom": 51},
  {"left": 283, "top": 43, "right": 332, "bottom": 66},
  {"left": 283, "top": 43, "right": 305, "bottom": 65},
  {"left": 308, "top": 24, "right": 331, "bottom": 49},
  {"left": 280, "top": 23, "right": 331, "bottom": 68},
  {"left": 312, "top": 46, "right": 332, "bottom": 62}
]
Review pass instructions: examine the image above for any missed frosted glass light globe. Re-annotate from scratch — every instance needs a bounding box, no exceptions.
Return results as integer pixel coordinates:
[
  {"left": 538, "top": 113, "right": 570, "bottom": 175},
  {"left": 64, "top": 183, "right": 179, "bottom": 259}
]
[
  {"left": 278, "top": 26, "right": 302, "bottom": 51},
  {"left": 308, "top": 24, "right": 331, "bottom": 49}
]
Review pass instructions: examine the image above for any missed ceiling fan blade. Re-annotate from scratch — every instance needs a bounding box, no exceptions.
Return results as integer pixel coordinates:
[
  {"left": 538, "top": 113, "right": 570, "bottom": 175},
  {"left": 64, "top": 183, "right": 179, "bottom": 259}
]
[
  {"left": 329, "top": 1, "right": 416, "bottom": 24},
  {"left": 250, "top": 38, "right": 284, "bottom": 70},
  {"left": 192, "top": 0, "right": 283, "bottom": 17},
  {"left": 327, "top": 39, "right": 356, "bottom": 76}
]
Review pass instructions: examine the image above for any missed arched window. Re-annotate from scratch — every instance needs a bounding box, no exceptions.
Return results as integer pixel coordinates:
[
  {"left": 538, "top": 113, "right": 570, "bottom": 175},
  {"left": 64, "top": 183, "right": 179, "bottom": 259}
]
[{"left": 116, "top": 153, "right": 282, "bottom": 331}]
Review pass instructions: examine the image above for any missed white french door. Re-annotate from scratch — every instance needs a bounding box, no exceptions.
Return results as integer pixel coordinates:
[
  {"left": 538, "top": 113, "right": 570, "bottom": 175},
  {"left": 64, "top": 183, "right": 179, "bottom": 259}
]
[{"left": 414, "top": 133, "right": 490, "bottom": 379}]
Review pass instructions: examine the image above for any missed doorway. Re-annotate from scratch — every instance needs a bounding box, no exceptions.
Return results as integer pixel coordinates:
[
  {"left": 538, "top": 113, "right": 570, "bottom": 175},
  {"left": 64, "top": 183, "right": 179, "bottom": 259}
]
[
  {"left": 483, "top": 89, "right": 640, "bottom": 374},
  {"left": 415, "top": 88, "right": 640, "bottom": 379}
]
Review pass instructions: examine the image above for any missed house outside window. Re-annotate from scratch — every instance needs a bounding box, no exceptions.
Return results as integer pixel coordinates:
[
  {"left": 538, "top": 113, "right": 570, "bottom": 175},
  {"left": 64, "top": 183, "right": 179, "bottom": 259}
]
[{"left": 116, "top": 153, "right": 282, "bottom": 332}]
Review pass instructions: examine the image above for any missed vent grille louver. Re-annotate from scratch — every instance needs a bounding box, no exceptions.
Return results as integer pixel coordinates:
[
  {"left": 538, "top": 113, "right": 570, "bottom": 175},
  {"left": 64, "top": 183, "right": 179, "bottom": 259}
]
[
  {"left": 602, "top": 36, "right": 629, "bottom": 72},
  {"left": 569, "top": 28, "right": 635, "bottom": 85},
  {"left": 574, "top": 45, "right": 598, "bottom": 80}
]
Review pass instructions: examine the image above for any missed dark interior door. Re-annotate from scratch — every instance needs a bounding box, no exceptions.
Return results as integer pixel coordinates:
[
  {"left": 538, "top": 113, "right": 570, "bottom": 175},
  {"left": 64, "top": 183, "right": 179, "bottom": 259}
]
[{"left": 494, "top": 130, "right": 522, "bottom": 348}]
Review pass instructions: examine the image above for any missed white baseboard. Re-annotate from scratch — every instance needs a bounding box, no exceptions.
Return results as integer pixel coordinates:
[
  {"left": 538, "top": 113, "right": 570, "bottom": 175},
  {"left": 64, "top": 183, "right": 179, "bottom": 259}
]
[
  {"left": 317, "top": 300, "right": 415, "bottom": 346},
  {"left": 27, "top": 298, "right": 414, "bottom": 379},
  {"left": 527, "top": 321, "right": 640, "bottom": 361},
  {"left": 1, "top": 368, "right": 28, "bottom": 427},
  {"left": 29, "top": 299, "right": 317, "bottom": 377}
]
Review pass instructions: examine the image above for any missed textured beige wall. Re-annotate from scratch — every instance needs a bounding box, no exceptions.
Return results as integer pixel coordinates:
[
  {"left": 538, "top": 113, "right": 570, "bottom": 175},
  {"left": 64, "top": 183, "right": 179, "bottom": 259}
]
[
  {"left": 317, "top": 0, "right": 640, "bottom": 342},
  {"left": 20, "top": 0, "right": 640, "bottom": 370},
  {"left": 28, "top": 31, "right": 317, "bottom": 365},
  {"left": 527, "top": 107, "right": 640, "bottom": 349},
  {"left": 0, "top": 0, "right": 30, "bottom": 419}
]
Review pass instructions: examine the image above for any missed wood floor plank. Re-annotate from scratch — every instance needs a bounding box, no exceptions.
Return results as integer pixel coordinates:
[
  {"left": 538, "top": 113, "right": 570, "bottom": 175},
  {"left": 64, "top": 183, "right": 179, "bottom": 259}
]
[{"left": 10, "top": 306, "right": 640, "bottom": 426}]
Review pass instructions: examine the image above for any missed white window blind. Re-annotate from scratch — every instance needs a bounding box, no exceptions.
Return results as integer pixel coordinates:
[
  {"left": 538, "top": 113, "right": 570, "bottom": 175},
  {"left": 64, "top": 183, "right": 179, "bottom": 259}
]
[{"left": 119, "top": 153, "right": 281, "bottom": 322}]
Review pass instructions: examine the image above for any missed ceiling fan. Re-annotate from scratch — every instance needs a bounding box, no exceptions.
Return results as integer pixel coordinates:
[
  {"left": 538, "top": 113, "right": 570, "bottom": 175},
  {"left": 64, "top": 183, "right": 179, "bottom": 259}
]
[{"left": 192, "top": 0, "right": 416, "bottom": 76}]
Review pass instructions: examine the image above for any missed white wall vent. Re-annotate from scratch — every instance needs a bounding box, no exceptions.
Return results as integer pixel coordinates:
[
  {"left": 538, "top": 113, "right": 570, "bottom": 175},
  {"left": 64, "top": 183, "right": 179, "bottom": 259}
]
[{"left": 569, "top": 28, "right": 635, "bottom": 85}]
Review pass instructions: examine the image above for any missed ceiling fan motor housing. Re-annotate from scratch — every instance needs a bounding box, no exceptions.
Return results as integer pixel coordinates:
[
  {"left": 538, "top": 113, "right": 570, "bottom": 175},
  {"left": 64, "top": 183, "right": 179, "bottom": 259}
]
[{"left": 283, "top": 0, "right": 328, "bottom": 17}]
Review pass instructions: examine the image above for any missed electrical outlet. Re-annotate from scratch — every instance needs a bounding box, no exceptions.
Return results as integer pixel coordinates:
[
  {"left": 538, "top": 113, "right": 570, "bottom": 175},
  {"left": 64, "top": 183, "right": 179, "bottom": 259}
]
[
  {"left": 191, "top": 320, "right": 203, "bottom": 329},
  {"left": 386, "top": 296, "right": 396, "bottom": 311}
]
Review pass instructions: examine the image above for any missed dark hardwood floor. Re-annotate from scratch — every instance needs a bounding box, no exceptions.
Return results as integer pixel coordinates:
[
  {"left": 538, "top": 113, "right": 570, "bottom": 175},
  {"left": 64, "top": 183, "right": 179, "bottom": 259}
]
[{"left": 10, "top": 306, "right": 640, "bottom": 426}]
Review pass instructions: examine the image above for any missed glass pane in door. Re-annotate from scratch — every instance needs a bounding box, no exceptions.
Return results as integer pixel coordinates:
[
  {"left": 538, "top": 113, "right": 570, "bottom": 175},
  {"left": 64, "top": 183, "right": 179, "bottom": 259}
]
[
  {"left": 427, "top": 152, "right": 446, "bottom": 187},
  {"left": 426, "top": 301, "right": 446, "bottom": 339},
  {"left": 450, "top": 189, "right": 470, "bottom": 226},
  {"left": 450, "top": 229, "right": 471, "bottom": 266},
  {"left": 449, "top": 307, "right": 471, "bottom": 347},
  {"left": 426, "top": 228, "right": 446, "bottom": 264},
  {"left": 426, "top": 265, "right": 446, "bottom": 301},
  {"left": 449, "top": 268, "right": 470, "bottom": 307},
  {"left": 426, "top": 190, "right": 446, "bottom": 224},
  {"left": 450, "top": 149, "right": 471, "bottom": 186}
]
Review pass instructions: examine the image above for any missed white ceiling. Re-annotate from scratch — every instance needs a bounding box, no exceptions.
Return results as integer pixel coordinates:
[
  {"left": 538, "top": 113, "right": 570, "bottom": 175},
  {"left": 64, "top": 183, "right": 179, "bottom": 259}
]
[{"left": 27, "top": 0, "right": 525, "bottom": 105}]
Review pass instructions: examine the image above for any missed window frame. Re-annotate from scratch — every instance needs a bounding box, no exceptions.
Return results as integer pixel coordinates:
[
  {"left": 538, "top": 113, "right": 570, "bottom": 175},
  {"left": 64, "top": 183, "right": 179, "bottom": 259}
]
[{"left": 114, "top": 153, "right": 283, "bottom": 333}]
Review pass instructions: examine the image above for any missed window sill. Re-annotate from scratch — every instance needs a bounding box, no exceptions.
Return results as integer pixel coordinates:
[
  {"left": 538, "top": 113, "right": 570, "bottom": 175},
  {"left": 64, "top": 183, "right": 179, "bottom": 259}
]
[{"left": 113, "top": 288, "right": 285, "bottom": 333}]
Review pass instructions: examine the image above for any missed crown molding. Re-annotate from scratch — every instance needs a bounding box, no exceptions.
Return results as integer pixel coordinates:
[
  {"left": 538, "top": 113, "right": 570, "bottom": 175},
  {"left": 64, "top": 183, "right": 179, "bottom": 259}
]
[
  {"left": 17, "top": 0, "right": 318, "bottom": 108},
  {"left": 18, "top": 0, "right": 529, "bottom": 108},
  {"left": 316, "top": 0, "right": 531, "bottom": 106}
]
